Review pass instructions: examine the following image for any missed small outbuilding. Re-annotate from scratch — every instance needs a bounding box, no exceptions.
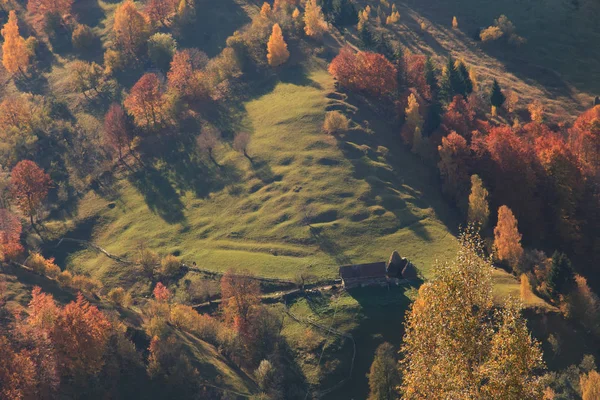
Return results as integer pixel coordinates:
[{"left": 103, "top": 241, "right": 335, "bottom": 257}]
[{"left": 339, "top": 262, "right": 387, "bottom": 288}]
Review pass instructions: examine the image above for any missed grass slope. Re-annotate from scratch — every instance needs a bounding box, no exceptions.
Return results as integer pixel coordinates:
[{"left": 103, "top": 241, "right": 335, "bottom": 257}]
[{"left": 52, "top": 64, "right": 461, "bottom": 288}]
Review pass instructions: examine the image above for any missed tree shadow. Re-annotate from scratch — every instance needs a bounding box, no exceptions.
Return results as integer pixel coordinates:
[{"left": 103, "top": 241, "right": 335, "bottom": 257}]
[
  {"left": 177, "top": 0, "right": 251, "bottom": 57},
  {"left": 129, "top": 165, "right": 186, "bottom": 224},
  {"left": 334, "top": 91, "right": 461, "bottom": 238},
  {"left": 309, "top": 227, "right": 352, "bottom": 265},
  {"left": 72, "top": 0, "right": 105, "bottom": 28},
  {"left": 14, "top": 70, "right": 49, "bottom": 95},
  {"left": 329, "top": 285, "right": 417, "bottom": 400},
  {"left": 278, "top": 63, "right": 323, "bottom": 89}
]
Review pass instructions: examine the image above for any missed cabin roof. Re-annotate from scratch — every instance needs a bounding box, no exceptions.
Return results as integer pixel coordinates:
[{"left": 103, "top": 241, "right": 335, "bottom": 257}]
[{"left": 339, "top": 262, "right": 387, "bottom": 280}]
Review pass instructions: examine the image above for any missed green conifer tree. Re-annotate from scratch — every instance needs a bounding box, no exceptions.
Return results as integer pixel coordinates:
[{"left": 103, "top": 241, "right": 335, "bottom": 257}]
[{"left": 490, "top": 78, "right": 506, "bottom": 108}]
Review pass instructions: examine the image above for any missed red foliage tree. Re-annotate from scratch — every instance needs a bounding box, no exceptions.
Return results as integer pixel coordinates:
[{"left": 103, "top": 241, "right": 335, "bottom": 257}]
[
  {"left": 28, "top": 0, "right": 73, "bottom": 17},
  {"left": 124, "top": 73, "right": 169, "bottom": 129},
  {"left": 103, "top": 104, "right": 131, "bottom": 163},
  {"left": 0, "top": 336, "right": 39, "bottom": 400},
  {"left": 220, "top": 269, "right": 261, "bottom": 334},
  {"left": 534, "top": 132, "right": 585, "bottom": 251},
  {"left": 404, "top": 53, "right": 430, "bottom": 99},
  {"left": 153, "top": 282, "right": 171, "bottom": 302},
  {"left": 329, "top": 47, "right": 397, "bottom": 98},
  {"left": 479, "top": 126, "right": 541, "bottom": 241},
  {"left": 442, "top": 95, "right": 475, "bottom": 138},
  {"left": 437, "top": 131, "right": 471, "bottom": 210},
  {"left": 0, "top": 208, "right": 23, "bottom": 261},
  {"left": 10, "top": 160, "right": 51, "bottom": 227}
]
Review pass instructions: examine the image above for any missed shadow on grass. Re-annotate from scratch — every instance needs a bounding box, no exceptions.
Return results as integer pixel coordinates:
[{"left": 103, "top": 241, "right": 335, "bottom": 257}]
[
  {"left": 129, "top": 165, "right": 186, "bottom": 224},
  {"left": 309, "top": 226, "right": 352, "bottom": 265},
  {"left": 334, "top": 91, "right": 461, "bottom": 238},
  {"left": 176, "top": 0, "right": 250, "bottom": 57},
  {"left": 326, "top": 284, "right": 418, "bottom": 400}
]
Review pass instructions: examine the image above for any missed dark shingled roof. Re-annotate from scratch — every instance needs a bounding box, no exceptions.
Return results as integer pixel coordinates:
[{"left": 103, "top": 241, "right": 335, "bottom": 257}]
[{"left": 339, "top": 262, "right": 387, "bottom": 280}]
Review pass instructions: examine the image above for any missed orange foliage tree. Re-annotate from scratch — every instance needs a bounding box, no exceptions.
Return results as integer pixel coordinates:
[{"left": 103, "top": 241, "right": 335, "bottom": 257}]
[
  {"left": 124, "top": 73, "right": 169, "bottom": 129},
  {"left": 113, "top": 1, "right": 150, "bottom": 58},
  {"left": 1, "top": 11, "right": 30, "bottom": 76},
  {"left": 27, "top": 287, "right": 112, "bottom": 379},
  {"left": 220, "top": 269, "right": 261, "bottom": 334},
  {"left": 10, "top": 160, "right": 52, "bottom": 227},
  {"left": 146, "top": 0, "right": 177, "bottom": 27},
  {"left": 0, "top": 336, "right": 39, "bottom": 400},
  {"left": 267, "top": 23, "right": 289, "bottom": 67},
  {"left": 404, "top": 53, "right": 430, "bottom": 99},
  {"left": 0, "top": 209, "right": 24, "bottom": 261},
  {"left": 329, "top": 47, "right": 398, "bottom": 98},
  {"left": 27, "top": 0, "right": 73, "bottom": 17},
  {"left": 570, "top": 104, "right": 600, "bottom": 173},
  {"left": 494, "top": 205, "right": 524, "bottom": 271},
  {"left": 167, "top": 49, "right": 208, "bottom": 100}
]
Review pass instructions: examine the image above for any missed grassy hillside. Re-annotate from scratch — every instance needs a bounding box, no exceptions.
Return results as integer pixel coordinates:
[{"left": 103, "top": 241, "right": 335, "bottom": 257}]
[{"left": 48, "top": 63, "right": 461, "bottom": 287}]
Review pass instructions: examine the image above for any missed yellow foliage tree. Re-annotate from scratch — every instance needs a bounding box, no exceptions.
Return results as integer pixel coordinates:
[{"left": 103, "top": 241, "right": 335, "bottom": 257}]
[
  {"left": 386, "top": 11, "right": 400, "bottom": 25},
  {"left": 494, "top": 205, "right": 524, "bottom": 271},
  {"left": 452, "top": 16, "right": 458, "bottom": 29},
  {"left": 402, "top": 93, "right": 423, "bottom": 147},
  {"left": 528, "top": 100, "right": 545, "bottom": 123},
  {"left": 292, "top": 7, "right": 300, "bottom": 19},
  {"left": 113, "top": 1, "right": 150, "bottom": 58},
  {"left": 581, "top": 370, "right": 600, "bottom": 400},
  {"left": 304, "top": 0, "right": 327, "bottom": 38},
  {"left": 267, "top": 23, "right": 289, "bottom": 67},
  {"left": 1, "top": 11, "right": 30, "bottom": 76},
  {"left": 467, "top": 174, "right": 489, "bottom": 228},
  {"left": 400, "top": 228, "right": 544, "bottom": 399}
]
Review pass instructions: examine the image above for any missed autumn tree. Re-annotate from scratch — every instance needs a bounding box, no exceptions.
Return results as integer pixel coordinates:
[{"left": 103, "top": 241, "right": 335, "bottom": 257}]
[
  {"left": 233, "top": 132, "right": 252, "bottom": 161},
  {"left": 196, "top": 125, "right": 221, "bottom": 166},
  {"left": 0, "top": 208, "right": 23, "bottom": 261},
  {"left": 10, "top": 160, "right": 51, "bottom": 227},
  {"left": 0, "top": 336, "right": 39, "bottom": 399},
  {"left": 220, "top": 269, "right": 261, "bottom": 334},
  {"left": 400, "top": 229, "right": 544, "bottom": 399},
  {"left": 442, "top": 95, "right": 475, "bottom": 137},
  {"left": 146, "top": 0, "right": 177, "bottom": 27},
  {"left": 467, "top": 174, "right": 489, "bottom": 228},
  {"left": 104, "top": 104, "right": 131, "bottom": 164},
  {"left": 28, "top": 0, "right": 72, "bottom": 17},
  {"left": 124, "top": 73, "right": 169, "bottom": 129},
  {"left": 493, "top": 205, "right": 524, "bottom": 271},
  {"left": 167, "top": 49, "right": 208, "bottom": 100},
  {"left": 368, "top": 342, "right": 400, "bottom": 400},
  {"left": 570, "top": 104, "right": 600, "bottom": 172},
  {"left": 267, "top": 23, "right": 289, "bottom": 67},
  {"left": 113, "top": 1, "right": 150, "bottom": 59},
  {"left": 580, "top": 369, "right": 600, "bottom": 400},
  {"left": 304, "top": 0, "right": 328, "bottom": 38},
  {"left": 452, "top": 16, "right": 458, "bottom": 29},
  {"left": 70, "top": 60, "right": 104, "bottom": 98},
  {"left": 1, "top": 11, "right": 30, "bottom": 76},
  {"left": 437, "top": 132, "right": 471, "bottom": 210},
  {"left": 402, "top": 93, "right": 423, "bottom": 152},
  {"left": 329, "top": 47, "right": 397, "bottom": 98}
]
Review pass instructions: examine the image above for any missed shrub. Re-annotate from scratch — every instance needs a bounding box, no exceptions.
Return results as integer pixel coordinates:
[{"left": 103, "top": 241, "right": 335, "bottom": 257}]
[
  {"left": 159, "top": 255, "right": 181, "bottom": 277},
  {"left": 108, "top": 287, "right": 133, "bottom": 307},
  {"left": 45, "top": 263, "right": 61, "bottom": 279},
  {"left": 26, "top": 253, "right": 55, "bottom": 275},
  {"left": 135, "top": 247, "right": 160, "bottom": 276},
  {"left": 57, "top": 270, "right": 73, "bottom": 286},
  {"left": 71, "top": 275, "right": 103, "bottom": 295},
  {"left": 323, "top": 111, "right": 349, "bottom": 134},
  {"left": 72, "top": 24, "right": 96, "bottom": 52},
  {"left": 148, "top": 33, "right": 177, "bottom": 71},
  {"left": 255, "top": 359, "right": 274, "bottom": 391}
]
